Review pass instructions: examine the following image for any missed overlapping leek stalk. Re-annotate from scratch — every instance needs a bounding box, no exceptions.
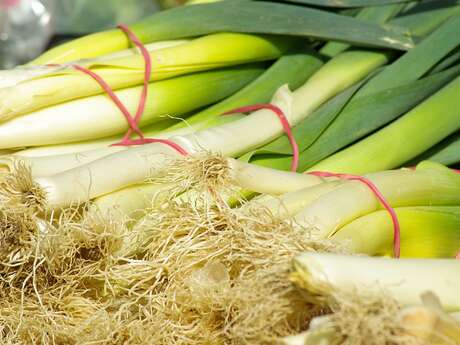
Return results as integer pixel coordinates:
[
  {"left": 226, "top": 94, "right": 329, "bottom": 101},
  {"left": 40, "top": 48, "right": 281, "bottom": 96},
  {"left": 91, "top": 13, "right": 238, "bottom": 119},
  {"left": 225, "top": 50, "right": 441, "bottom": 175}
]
[
  {"left": 12, "top": 47, "right": 323, "bottom": 159},
  {"left": 311, "top": 75, "right": 460, "bottom": 174},
  {"left": 22, "top": 50, "right": 388, "bottom": 209},
  {"left": 294, "top": 162, "right": 460, "bottom": 238},
  {"left": 0, "top": 33, "right": 292, "bottom": 120},
  {"left": 0, "top": 66, "right": 263, "bottom": 148}
]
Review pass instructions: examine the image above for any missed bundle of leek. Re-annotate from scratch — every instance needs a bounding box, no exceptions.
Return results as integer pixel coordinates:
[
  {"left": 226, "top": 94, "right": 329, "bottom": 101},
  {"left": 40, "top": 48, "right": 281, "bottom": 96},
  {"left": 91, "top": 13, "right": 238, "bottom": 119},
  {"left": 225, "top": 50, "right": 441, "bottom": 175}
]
[
  {"left": 1, "top": 49, "right": 389, "bottom": 209},
  {"left": 0, "top": 1, "right": 459, "bottom": 343}
]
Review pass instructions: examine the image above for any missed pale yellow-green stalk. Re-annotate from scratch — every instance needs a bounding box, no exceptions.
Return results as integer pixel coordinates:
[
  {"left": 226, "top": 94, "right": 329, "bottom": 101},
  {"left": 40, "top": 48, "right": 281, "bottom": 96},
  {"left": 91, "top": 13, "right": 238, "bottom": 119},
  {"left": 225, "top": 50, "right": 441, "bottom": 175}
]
[{"left": 1, "top": 33, "right": 291, "bottom": 120}]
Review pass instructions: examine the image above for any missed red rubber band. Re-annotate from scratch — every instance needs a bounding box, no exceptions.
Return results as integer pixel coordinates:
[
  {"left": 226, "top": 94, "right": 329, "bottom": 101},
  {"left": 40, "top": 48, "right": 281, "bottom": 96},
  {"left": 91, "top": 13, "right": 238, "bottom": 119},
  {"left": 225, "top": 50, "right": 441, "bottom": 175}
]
[
  {"left": 74, "top": 63, "right": 188, "bottom": 155},
  {"left": 71, "top": 64, "right": 144, "bottom": 138},
  {"left": 309, "top": 171, "right": 401, "bottom": 258},
  {"left": 55, "top": 24, "right": 188, "bottom": 156},
  {"left": 223, "top": 104, "right": 299, "bottom": 172},
  {"left": 116, "top": 24, "right": 152, "bottom": 143}
]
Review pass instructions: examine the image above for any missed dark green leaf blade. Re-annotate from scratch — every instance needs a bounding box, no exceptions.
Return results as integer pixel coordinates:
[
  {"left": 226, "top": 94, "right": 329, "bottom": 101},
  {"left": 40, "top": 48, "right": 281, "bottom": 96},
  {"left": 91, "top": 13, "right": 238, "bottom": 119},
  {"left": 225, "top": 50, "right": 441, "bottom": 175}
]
[
  {"left": 132, "top": 1, "right": 413, "bottom": 50},
  {"left": 430, "top": 47, "right": 460, "bottom": 74},
  {"left": 391, "top": 0, "right": 460, "bottom": 38},
  {"left": 358, "top": 15, "right": 460, "bottom": 96},
  {"left": 279, "top": 0, "right": 416, "bottom": 8},
  {"left": 320, "top": 3, "right": 406, "bottom": 57}
]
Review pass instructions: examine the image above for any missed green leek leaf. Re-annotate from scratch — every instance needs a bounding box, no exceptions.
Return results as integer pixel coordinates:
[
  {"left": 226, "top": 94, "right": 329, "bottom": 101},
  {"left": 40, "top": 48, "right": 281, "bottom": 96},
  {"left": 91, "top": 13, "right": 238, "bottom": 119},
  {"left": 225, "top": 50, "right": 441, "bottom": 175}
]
[
  {"left": 280, "top": 0, "right": 415, "bottom": 8},
  {"left": 359, "top": 15, "right": 460, "bottom": 96}
]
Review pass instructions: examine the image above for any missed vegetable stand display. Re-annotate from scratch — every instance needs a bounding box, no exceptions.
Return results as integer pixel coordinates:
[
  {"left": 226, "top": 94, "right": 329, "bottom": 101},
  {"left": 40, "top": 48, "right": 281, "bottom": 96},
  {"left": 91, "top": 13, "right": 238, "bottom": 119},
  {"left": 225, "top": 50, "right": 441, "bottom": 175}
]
[{"left": 0, "top": 0, "right": 460, "bottom": 344}]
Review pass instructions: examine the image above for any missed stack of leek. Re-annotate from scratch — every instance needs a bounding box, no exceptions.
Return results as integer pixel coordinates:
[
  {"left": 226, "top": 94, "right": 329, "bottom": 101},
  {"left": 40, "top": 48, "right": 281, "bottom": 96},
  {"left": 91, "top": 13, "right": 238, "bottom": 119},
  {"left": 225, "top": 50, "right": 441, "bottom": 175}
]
[{"left": 0, "top": 0, "right": 460, "bottom": 344}]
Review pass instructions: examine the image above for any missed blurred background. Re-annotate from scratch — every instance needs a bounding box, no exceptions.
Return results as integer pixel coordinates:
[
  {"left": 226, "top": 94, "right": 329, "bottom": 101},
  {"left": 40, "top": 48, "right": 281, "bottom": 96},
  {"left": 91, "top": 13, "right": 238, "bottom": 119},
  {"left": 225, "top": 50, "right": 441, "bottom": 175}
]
[{"left": 0, "top": 0, "right": 185, "bottom": 68}]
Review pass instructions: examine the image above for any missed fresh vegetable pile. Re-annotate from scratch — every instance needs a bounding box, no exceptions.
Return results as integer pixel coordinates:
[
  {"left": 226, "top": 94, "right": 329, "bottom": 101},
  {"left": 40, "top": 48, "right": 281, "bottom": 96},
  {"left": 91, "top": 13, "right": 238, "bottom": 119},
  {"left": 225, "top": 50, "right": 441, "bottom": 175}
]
[{"left": 0, "top": 0, "right": 460, "bottom": 344}]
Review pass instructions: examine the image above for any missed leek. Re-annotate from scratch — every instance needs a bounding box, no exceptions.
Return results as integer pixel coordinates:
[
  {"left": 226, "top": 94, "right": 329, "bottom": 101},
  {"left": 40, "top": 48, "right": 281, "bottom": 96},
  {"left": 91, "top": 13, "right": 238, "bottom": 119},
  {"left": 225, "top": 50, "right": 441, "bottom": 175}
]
[
  {"left": 90, "top": 183, "right": 174, "bottom": 221},
  {"left": 91, "top": 157, "right": 326, "bottom": 219},
  {"left": 292, "top": 252, "right": 460, "bottom": 311},
  {"left": 311, "top": 75, "right": 460, "bottom": 174},
  {"left": 5, "top": 116, "right": 245, "bottom": 177},
  {"left": 391, "top": 0, "right": 460, "bottom": 39},
  {"left": 1, "top": 33, "right": 286, "bottom": 120},
  {"left": 0, "top": 39, "right": 188, "bottom": 89},
  {"left": 168, "top": 46, "right": 324, "bottom": 129},
  {"left": 249, "top": 17, "right": 460, "bottom": 172},
  {"left": 358, "top": 15, "right": 460, "bottom": 97},
  {"left": 254, "top": 180, "right": 344, "bottom": 219},
  {"left": 332, "top": 206, "right": 460, "bottom": 258},
  {"left": 319, "top": 3, "right": 405, "bottom": 57},
  {"left": 410, "top": 131, "right": 460, "bottom": 166},
  {"left": 26, "top": 50, "right": 389, "bottom": 208},
  {"left": 30, "top": 0, "right": 411, "bottom": 64},
  {"left": 295, "top": 162, "right": 460, "bottom": 238},
  {"left": 281, "top": 292, "right": 460, "bottom": 345},
  {"left": 14, "top": 49, "right": 323, "bottom": 158},
  {"left": 0, "top": 66, "right": 263, "bottom": 149}
]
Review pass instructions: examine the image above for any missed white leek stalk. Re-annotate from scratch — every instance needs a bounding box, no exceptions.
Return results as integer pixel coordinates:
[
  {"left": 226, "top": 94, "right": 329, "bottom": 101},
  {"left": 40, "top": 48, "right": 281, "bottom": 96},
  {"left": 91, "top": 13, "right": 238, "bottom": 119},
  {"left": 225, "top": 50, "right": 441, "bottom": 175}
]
[
  {"left": 0, "top": 66, "right": 261, "bottom": 148},
  {"left": 4, "top": 116, "right": 239, "bottom": 177},
  {"left": 229, "top": 159, "right": 326, "bottom": 195},
  {"left": 91, "top": 157, "right": 326, "bottom": 219},
  {"left": 292, "top": 252, "right": 460, "bottom": 311},
  {"left": 13, "top": 114, "right": 243, "bottom": 158},
  {"left": 90, "top": 183, "right": 174, "bottom": 221},
  {"left": 253, "top": 180, "right": 343, "bottom": 218}
]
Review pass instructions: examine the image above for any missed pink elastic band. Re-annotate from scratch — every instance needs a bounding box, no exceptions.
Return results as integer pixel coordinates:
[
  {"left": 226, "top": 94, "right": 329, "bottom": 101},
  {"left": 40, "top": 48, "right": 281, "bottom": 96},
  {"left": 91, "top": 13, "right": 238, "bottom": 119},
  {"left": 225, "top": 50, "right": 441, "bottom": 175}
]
[
  {"left": 53, "top": 24, "right": 188, "bottom": 156},
  {"left": 224, "top": 104, "right": 299, "bottom": 172},
  {"left": 72, "top": 64, "right": 144, "bottom": 138},
  {"left": 114, "top": 24, "right": 152, "bottom": 145},
  {"left": 309, "top": 171, "right": 401, "bottom": 258}
]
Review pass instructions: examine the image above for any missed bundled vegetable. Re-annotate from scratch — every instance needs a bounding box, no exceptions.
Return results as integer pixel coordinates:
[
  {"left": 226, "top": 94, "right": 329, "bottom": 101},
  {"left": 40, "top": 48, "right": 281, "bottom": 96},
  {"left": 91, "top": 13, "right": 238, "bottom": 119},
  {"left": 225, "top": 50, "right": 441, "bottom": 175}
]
[
  {"left": 1, "top": 0, "right": 460, "bottom": 344},
  {"left": 0, "top": 33, "right": 293, "bottom": 120},
  {"left": 2, "top": 49, "right": 389, "bottom": 208}
]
